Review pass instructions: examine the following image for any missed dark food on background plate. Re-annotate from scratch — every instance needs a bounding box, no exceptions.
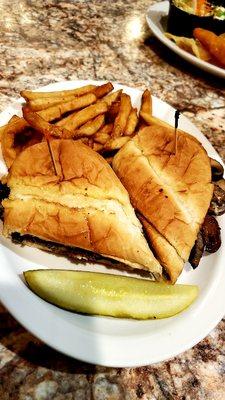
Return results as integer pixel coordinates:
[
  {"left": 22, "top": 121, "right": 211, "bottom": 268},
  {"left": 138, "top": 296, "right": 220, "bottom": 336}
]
[
  {"left": 165, "top": 28, "right": 225, "bottom": 68},
  {"left": 167, "top": 0, "right": 225, "bottom": 37},
  {"left": 166, "top": 0, "right": 225, "bottom": 68},
  {"left": 194, "top": 28, "right": 225, "bottom": 67}
]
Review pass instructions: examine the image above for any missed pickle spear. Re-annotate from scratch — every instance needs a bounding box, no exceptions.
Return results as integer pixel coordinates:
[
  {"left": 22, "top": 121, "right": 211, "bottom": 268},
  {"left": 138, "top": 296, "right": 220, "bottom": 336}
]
[{"left": 24, "top": 270, "right": 198, "bottom": 319}]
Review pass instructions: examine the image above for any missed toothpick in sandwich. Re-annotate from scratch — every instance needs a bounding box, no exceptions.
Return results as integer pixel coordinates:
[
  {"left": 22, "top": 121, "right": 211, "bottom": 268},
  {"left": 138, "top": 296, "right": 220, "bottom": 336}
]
[{"left": 174, "top": 109, "right": 180, "bottom": 156}]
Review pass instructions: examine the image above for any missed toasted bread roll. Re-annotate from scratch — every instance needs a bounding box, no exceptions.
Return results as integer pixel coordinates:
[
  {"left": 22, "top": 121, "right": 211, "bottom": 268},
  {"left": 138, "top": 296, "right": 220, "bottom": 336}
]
[
  {"left": 113, "top": 126, "right": 213, "bottom": 267},
  {"left": 2, "top": 140, "right": 161, "bottom": 278}
]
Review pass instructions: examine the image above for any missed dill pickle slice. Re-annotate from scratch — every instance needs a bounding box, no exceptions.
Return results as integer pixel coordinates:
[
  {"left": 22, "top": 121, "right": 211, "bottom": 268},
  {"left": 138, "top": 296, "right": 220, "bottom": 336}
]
[{"left": 24, "top": 270, "right": 198, "bottom": 319}]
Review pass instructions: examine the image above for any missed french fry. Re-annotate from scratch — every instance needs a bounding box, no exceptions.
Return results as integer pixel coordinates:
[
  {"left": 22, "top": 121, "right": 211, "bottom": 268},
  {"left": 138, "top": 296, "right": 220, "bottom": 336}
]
[
  {"left": 1, "top": 115, "right": 44, "bottom": 168},
  {"left": 112, "top": 94, "right": 132, "bottom": 138},
  {"left": 74, "top": 114, "right": 105, "bottom": 138},
  {"left": 125, "top": 108, "right": 138, "bottom": 136},
  {"left": 94, "top": 123, "right": 113, "bottom": 144},
  {"left": 55, "top": 111, "right": 77, "bottom": 127},
  {"left": 20, "top": 84, "right": 96, "bottom": 101},
  {"left": 48, "top": 93, "right": 96, "bottom": 114},
  {"left": 94, "top": 131, "right": 110, "bottom": 145},
  {"left": 28, "top": 95, "right": 78, "bottom": 111},
  {"left": 0, "top": 118, "right": 29, "bottom": 141},
  {"left": 103, "top": 136, "right": 130, "bottom": 151},
  {"left": 8, "top": 115, "right": 20, "bottom": 124},
  {"left": 76, "top": 137, "right": 89, "bottom": 145},
  {"left": 94, "top": 82, "right": 113, "bottom": 98},
  {"left": 107, "top": 101, "right": 120, "bottom": 122},
  {"left": 102, "top": 89, "right": 122, "bottom": 107},
  {"left": 95, "top": 123, "right": 113, "bottom": 138},
  {"left": 63, "top": 102, "right": 108, "bottom": 135},
  {"left": 22, "top": 106, "right": 71, "bottom": 139},
  {"left": 92, "top": 142, "right": 104, "bottom": 152},
  {"left": 39, "top": 107, "right": 66, "bottom": 122},
  {"left": 0, "top": 115, "right": 20, "bottom": 141},
  {"left": 140, "top": 89, "right": 152, "bottom": 116}
]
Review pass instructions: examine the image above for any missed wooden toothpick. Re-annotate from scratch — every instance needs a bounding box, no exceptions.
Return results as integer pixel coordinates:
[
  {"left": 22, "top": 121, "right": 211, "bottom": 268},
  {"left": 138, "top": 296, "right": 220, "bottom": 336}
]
[
  {"left": 43, "top": 128, "right": 59, "bottom": 176},
  {"left": 46, "top": 138, "right": 58, "bottom": 176},
  {"left": 174, "top": 110, "right": 180, "bottom": 156}
]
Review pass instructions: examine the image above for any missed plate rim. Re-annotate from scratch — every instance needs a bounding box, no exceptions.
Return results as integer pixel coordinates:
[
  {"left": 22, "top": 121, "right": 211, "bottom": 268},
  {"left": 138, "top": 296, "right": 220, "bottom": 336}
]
[
  {"left": 146, "top": 1, "right": 225, "bottom": 79},
  {"left": 0, "top": 79, "right": 225, "bottom": 368}
]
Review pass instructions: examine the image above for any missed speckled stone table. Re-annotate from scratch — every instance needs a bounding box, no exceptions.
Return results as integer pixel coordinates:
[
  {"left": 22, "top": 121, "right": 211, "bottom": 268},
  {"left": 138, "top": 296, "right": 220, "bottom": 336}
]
[{"left": 0, "top": 1, "right": 225, "bottom": 399}]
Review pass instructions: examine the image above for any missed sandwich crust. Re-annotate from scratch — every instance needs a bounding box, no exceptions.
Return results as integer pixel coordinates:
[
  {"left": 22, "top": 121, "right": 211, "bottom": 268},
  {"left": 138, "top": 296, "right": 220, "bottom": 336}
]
[
  {"left": 3, "top": 139, "right": 161, "bottom": 277},
  {"left": 139, "top": 214, "right": 183, "bottom": 284},
  {"left": 113, "top": 125, "right": 213, "bottom": 263}
]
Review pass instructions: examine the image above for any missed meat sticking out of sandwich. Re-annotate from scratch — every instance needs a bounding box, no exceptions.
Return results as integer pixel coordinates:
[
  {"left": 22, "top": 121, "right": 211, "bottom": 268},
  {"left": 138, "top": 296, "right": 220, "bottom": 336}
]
[
  {"left": 1, "top": 139, "right": 162, "bottom": 279},
  {"left": 113, "top": 125, "right": 222, "bottom": 283}
]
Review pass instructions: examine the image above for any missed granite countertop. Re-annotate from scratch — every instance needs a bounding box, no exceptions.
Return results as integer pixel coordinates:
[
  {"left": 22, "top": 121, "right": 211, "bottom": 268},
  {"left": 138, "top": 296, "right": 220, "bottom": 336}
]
[{"left": 0, "top": 0, "right": 225, "bottom": 398}]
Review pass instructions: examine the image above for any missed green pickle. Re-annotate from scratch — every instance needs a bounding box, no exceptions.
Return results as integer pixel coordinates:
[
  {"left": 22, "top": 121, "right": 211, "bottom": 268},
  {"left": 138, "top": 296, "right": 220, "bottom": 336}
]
[{"left": 24, "top": 270, "right": 198, "bottom": 319}]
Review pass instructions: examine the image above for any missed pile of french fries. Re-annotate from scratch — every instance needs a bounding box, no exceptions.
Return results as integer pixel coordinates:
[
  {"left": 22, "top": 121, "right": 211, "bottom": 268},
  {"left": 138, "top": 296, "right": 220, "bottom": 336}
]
[{"left": 0, "top": 81, "right": 175, "bottom": 168}]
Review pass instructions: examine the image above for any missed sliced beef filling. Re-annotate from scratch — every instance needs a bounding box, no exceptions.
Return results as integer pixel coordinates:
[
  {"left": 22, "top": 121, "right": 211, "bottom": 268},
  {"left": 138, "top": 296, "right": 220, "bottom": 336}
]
[
  {"left": 11, "top": 232, "right": 155, "bottom": 279},
  {"left": 0, "top": 182, "right": 10, "bottom": 220}
]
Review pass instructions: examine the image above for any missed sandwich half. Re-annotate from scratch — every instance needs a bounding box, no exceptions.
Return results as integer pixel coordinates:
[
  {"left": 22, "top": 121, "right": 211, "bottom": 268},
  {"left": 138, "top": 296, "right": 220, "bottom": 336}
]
[
  {"left": 1, "top": 139, "right": 161, "bottom": 278},
  {"left": 113, "top": 125, "right": 213, "bottom": 283}
]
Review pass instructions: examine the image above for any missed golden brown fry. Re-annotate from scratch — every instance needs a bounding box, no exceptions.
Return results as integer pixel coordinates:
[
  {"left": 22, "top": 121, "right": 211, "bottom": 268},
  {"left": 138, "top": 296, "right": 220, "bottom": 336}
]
[
  {"left": 95, "top": 123, "right": 113, "bottom": 136},
  {"left": 63, "top": 102, "right": 108, "bottom": 135},
  {"left": 103, "top": 136, "right": 130, "bottom": 151},
  {"left": 94, "top": 123, "right": 113, "bottom": 144},
  {"left": 22, "top": 106, "right": 71, "bottom": 139},
  {"left": 94, "top": 82, "right": 113, "bottom": 98},
  {"left": 125, "top": 108, "right": 138, "bottom": 136},
  {"left": 0, "top": 118, "right": 28, "bottom": 140},
  {"left": 20, "top": 84, "right": 96, "bottom": 101},
  {"left": 94, "top": 131, "right": 110, "bottom": 145},
  {"left": 165, "top": 33, "right": 211, "bottom": 61},
  {"left": 76, "top": 137, "right": 89, "bottom": 145},
  {"left": 112, "top": 94, "right": 132, "bottom": 138},
  {"left": 140, "top": 89, "right": 152, "bottom": 116},
  {"left": 36, "top": 93, "right": 96, "bottom": 127},
  {"left": 102, "top": 89, "right": 122, "bottom": 106},
  {"left": 38, "top": 107, "right": 65, "bottom": 122},
  {"left": 0, "top": 115, "right": 20, "bottom": 141},
  {"left": 0, "top": 98, "right": 77, "bottom": 142},
  {"left": 92, "top": 142, "right": 104, "bottom": 152},
  {"left": 8, "top": 115, "right": 20, "bottom": 124},
  {"left": 28, "top": 95, "right": 78, "bottom": 111},
  {"left": 193, "top": 28, "right": 225, "bottom": 67},
  {"left": 48, "top": 93, "right": 96, "bottom": 114},
  {"left": 1, "top": 116, "right": 43, "bottom": 168},
  {"left": 74, "top": 114, "right": 105, "bottom": 138},
  {"left": 88, "top": 138, "right": 94, "bottom": 148},
  {"left": 55, "top": 111, "right": 77, "bottom": 127},
  {"left": 107, "top": 101, "right": 120, "bottom": 122}
]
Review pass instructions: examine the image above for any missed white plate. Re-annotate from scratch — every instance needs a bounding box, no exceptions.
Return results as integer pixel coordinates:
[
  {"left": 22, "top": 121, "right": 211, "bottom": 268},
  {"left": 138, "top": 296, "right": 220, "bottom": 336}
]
[
  {"left": 0, "top": 80, "right": 224, "bottom": 368},
  {"left": 146, "top": 1, "right": 225, "bottom": 79}
]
